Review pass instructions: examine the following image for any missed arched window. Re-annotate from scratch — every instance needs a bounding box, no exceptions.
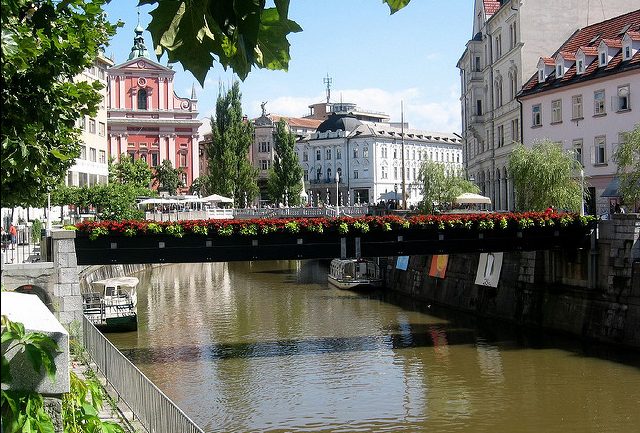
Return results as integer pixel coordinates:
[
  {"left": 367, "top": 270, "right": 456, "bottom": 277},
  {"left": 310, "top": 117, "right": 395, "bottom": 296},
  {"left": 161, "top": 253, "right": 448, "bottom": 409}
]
[
  {"left": 327, "top": 167, "right": 332, "bottom": 182},
  {"left": 138, "top": 88, "right": 148, "bottom": 110}
]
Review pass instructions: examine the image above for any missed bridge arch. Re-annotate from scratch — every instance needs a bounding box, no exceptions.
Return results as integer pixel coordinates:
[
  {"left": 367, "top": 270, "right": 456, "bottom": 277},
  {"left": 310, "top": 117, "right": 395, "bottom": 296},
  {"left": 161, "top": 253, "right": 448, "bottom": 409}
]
[{"left": 15, "top": 284, "right": 53, "bottom": 312}]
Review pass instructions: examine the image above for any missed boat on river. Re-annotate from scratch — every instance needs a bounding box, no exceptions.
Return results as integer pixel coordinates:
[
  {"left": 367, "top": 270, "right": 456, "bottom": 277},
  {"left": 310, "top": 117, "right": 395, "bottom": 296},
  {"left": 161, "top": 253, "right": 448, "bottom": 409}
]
[
  {"left": 82, "top": 277, "right": 138, "bottom": 332},
  {"left": 328, "top": 258, "right": 383, "bottom": 290}
]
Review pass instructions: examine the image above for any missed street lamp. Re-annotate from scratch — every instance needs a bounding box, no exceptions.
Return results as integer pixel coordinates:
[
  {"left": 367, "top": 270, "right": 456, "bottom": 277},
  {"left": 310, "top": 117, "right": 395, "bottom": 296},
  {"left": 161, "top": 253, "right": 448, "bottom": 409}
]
[
  {"left": 336, "top": 171, "right": 340, "bottom": 217},
  {"left": 394, "top": 184, "right": 398, "bottom": 208},
  {"left": 580, "top": 168, "right": 585, "bottom": 216}
]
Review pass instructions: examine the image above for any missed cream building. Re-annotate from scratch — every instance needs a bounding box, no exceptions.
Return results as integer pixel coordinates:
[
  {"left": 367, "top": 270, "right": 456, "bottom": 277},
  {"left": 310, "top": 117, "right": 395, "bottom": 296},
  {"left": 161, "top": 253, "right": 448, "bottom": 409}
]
[
  {"left": 67, "top": 53, "right": 113, "bottom": 187},
  {"left": 457, "top": 0, "right": 639, "bottom": 210}
]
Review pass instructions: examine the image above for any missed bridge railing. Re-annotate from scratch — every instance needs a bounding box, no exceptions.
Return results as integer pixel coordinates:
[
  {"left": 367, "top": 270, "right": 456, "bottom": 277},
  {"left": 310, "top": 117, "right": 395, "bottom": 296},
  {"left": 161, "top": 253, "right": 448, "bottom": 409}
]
[{"left": 82, "top": 316, "right": 204, "bottom": 433}]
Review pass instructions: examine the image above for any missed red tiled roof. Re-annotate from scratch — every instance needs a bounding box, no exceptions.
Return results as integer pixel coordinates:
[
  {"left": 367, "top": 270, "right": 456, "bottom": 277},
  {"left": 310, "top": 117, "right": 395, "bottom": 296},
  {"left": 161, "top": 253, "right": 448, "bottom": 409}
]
[
  {"left": 627, "top": 31, "right": 640, "bottom": 41},
  {"left": 540, "top": 57, "right": 555, "bottom": 66},
  {"left": 520, "top": 10, "right": 640, "bottom": 95},
  {"left": 578, "top": 46, "right": 599, "bottom": 56},
  {"left": 483, "top": 0, "right": 501, "bottom": 16},
  {"left": 601, "top": 38, "right": 623, "bottom": 48},
  {"left": 270, "top": 115, "right": 322, "bottom": 129},
  {"left": 558, "top": 51, "right": 576, "bottom": 61}
]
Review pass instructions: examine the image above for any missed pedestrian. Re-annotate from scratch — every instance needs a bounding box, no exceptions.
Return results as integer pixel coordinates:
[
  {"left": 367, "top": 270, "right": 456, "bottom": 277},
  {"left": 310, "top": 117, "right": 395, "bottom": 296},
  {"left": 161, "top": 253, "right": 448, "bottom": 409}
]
[{"left": 9, "top": 224, "right": 17, "bottom": 249}]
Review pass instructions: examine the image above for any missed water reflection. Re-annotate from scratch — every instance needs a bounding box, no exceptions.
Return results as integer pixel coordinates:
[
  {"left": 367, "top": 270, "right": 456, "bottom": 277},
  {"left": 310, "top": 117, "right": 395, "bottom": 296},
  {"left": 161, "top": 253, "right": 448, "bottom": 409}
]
[{"left": 107, "top": 261, "right": 640, "bottom": 433}]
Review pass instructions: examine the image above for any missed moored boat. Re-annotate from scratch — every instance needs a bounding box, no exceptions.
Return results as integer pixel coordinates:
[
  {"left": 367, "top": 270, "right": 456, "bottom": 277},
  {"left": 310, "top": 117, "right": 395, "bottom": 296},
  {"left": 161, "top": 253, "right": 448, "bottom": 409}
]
[
  {"left": 82, "top": 277, "right": 138, "bottom": 332},
  {"left": 328, "top": 258, "right": 383, "bottom": 290}
]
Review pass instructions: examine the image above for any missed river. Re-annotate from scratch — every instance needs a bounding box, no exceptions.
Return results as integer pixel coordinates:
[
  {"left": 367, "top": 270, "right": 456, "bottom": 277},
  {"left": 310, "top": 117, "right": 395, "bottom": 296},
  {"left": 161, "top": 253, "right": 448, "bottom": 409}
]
[{"left": 107, "top": 260, "right": 640, "bottom": 433}]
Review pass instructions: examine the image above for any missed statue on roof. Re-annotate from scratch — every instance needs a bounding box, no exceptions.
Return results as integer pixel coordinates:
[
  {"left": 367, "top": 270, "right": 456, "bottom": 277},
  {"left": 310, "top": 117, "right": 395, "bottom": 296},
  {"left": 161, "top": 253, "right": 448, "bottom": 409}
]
[{"left": 260, "top": 101, "right": 268, "bottom": 117}]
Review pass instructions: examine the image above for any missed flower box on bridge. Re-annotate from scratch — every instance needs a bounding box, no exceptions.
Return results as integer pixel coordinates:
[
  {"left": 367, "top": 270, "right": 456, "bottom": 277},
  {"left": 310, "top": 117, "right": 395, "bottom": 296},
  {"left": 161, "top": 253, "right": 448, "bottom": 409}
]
[{"left": 71, "top": 212, "right": 595, "bottom": 265}]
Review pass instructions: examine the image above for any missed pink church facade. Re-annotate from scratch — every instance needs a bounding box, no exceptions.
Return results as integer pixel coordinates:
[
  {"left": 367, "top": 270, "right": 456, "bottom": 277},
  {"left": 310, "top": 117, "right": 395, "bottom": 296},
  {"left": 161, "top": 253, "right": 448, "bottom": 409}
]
[{"left": 107, "top": 27, "right": 201, "bottom": 193}]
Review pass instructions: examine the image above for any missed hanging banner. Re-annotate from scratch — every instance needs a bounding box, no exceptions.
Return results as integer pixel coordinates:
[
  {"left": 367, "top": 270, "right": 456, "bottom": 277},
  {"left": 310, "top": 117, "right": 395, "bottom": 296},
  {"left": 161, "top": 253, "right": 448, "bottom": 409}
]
[
  {"left": 396, "top": 256, "right": 409, "bottom": 270},
  {"left": 429, "top": 254, "right": 449, "bottom": 279},
  {"left": 475, "top": 252, "right": 503, "bottom": 288}
]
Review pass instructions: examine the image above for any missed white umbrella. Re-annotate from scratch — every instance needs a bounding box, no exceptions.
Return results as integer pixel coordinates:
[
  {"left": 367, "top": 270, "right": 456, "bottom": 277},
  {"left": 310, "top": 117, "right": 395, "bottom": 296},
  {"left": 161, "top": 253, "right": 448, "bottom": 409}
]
[
  {"left": 202, "top": 194, "right": 234, "bottom": 203},
  {"left": 138, "top": 198, "right": 166, "bottom": 206},
  {"left": 454, "top": 192, "right": 492, "bottom": 205}
]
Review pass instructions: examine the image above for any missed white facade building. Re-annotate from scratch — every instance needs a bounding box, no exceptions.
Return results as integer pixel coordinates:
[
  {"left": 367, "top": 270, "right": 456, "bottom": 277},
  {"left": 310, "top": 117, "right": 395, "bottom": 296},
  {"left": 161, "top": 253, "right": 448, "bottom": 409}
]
[
  {"left": 297, "top": 114, "right": 463, "bottom": 208},
  {"left": 457, "top": 0, "right": 639, "bottom": 210},
  {"left": 519, "top": 11, "right": 640, "bottom": 216}
]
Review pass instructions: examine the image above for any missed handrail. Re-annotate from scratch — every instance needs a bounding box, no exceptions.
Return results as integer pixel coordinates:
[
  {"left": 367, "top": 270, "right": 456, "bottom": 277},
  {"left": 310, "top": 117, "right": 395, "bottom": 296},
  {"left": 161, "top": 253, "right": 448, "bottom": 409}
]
[{"left": 82, "top": 316, "right": 204, "bottom": 433}]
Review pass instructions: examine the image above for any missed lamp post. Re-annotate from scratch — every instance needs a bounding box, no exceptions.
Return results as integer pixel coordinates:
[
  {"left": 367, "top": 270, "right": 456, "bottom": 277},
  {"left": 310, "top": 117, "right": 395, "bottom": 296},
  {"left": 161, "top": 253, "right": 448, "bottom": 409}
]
[
  {"left": 580, "top": 168, "right": 585, "bottom": 216},
  {"left": 394, "top": 183, "right": 398, "bottom": 208},
  {"left": 335, "top": 171, "right": 340, "bottom": 217}
]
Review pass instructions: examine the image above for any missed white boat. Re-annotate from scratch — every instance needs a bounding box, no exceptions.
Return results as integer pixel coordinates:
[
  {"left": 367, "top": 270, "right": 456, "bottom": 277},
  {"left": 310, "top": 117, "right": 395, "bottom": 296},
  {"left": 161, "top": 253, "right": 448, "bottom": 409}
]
[
  {"left": 83, "top": 277, "right": 139, "bottom": 332},
  {"left": 328, "top": 258, "right": 384, "bottom": 290}
]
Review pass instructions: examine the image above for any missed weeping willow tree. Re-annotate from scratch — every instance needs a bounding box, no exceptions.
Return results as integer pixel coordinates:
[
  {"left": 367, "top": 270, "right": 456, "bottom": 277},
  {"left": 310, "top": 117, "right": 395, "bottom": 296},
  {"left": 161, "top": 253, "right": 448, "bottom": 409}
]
[
  {"left": 613, "top": 123, "right": 640, "bottom": 209},
  {"left": 418, "top": 161, "right": 479, "bottom": 214},
  {"left": 509, "top": 140, "right": 584, "bottom": 212}
]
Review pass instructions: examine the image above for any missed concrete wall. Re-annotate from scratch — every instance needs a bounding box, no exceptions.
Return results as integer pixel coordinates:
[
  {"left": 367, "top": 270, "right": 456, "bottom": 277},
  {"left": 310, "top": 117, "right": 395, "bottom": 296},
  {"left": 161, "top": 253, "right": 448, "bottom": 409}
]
[{"left": 387, "top": 214, "right": 640, "bottom": 347}]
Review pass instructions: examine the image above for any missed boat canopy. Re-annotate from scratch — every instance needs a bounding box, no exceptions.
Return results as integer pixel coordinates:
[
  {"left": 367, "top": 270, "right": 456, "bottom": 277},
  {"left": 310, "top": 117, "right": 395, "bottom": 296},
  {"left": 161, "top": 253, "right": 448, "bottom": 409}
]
[{"left": 91, "top": 277, "right": 139, "bottom": 288}]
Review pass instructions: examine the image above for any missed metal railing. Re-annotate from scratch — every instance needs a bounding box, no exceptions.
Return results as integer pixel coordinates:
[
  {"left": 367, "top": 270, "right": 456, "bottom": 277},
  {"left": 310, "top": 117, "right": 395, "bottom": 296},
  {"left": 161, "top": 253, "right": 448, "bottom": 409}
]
[
  {"left": 82, "top": 316, "right": 204, "bottom": 433},
  {"left": 1, "top": 225, "right": 44, "bottom": 264}
]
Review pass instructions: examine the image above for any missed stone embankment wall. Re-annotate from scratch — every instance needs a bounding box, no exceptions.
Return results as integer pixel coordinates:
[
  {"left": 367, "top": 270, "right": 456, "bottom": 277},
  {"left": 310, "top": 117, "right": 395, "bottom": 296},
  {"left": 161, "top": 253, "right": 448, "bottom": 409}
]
[
  {"left": 387, "top": 214, "right": 640, "bottom": 348},
  {"left": 79, "top": 264, "right": 153, "bottom": 290}
]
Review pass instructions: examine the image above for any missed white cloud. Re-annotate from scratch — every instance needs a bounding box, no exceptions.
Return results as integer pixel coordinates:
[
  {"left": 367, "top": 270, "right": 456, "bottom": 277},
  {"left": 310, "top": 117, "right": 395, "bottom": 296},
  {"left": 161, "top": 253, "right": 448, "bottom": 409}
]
[{"left": 243, "top": 85, "right": 462, "bottom": 134}]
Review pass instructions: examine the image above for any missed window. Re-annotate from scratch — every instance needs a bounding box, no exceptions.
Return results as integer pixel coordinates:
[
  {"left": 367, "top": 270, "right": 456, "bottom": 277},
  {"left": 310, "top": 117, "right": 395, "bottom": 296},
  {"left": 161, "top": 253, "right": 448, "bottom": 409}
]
[
  {"left": 573, "top": 139, "right": 583, "bottom": 166},
  {"left": 551, "top": 99, "right": 562, "bottom": 123},
  {"left": 617, "top": 85, "right": 630, "bottom": 111},
  {"left": 572, "top": 95, "right": 583, "bottom": 119},
  {"left": 577, "top": 59, "right": 585, "bottom": 74},
  {"left": 90, "top": 148, "right": 96, "bottom": 162},
  {"left": 89, "top": 119, "right": 96, "bottom": 134},
  {"left": 179, "top": 153, "right": 187, "bottom": 168},
  {"left": 140, "top": 153, "right": 147, "bottom": 163},
  {"left": 80, "top": 146, "right": 87, "bottom": 159},
  {"left": 497, "top": 124, "right": 504, "bottom": 147},
  {"left": 316, "top": 149, "right": 321, "bottom": 160},
  {"left": 98, "top": 122, "right": 105, "bottom": 136},
  {"left": 532, "top": 104, "right": 541, "bottom": 126},
  {"left": 303, "top": 170, "right": 309, "bottom": 181},
  {"left": 259, "top": 141, "right": 271, "bottom": 152},
  {"left": 393, "top": 148, "right": 397, "bottom": 159},
  {"left": 337, "top": 167, "right": 342, "bottom": 180},
  {"left": 80, "top": 116, "right": 86, "bottom": 130},
  {"left": 137, "top": 89, "right": 148, "bottom": 110},
  {"left": 599, "top": 51, "right": 606, "bottom": 66},
  {"left": 326, "top": 167, "right": 332, "bottom": 182},
  {"left": 495, "top": 77, "right": 503, "bottom": 107},
  {"left": 336, "top": 149, "right": 342, "bottom": 159},
  {"left": 511, "top": 118, "right": 519, "bottom": 143},
  {"left": 316, "top": 168, "right": 321, "bottom": 181},
  {"left": 302, "top": 151, "right": 308, "bottom": 162},
  {"left": 381, "top": 147, "right": 387, "bottom": 158},
  {"left": 99, "top": 150, "right": 106, "bottom": 164},
  {"left": 476, "top": 99, "right": 483, "bottom": 116},
  {"left": 381, "top": 165, "right": 387, "bottom": 179},
  {"left": 495, "top": 33, "right": 502, "bottom": 59},
  {"left": 353, "top": 170, "right": 359, "bottom": 179},
  {"left": 538, "top": 69, "right": 544, "bottom": 82},
  {"left": 594, "top": 90, "right": 606, "bottom": 115},
  {"left": 260, "top": 159, "right": 269, "bottom": 170},
  {"left": 128, "top": 151, "right": 136, "bottom": 160},
  {"left": 151, "top": 153, "right": 159, "bottom": 167},
  {"left": 509, "top": 22, "right": 517, "bottom": 49},
  {"left": 556, "top": 64, "right": 564, "bottom": 77},
  {"left": 624, "top": 45, "right": 631, "bottom": 60},
  {"left": 393, "top": 166, "right": 398, "bottom": 180},
  {"left": 594, "top": 136, "right": 606, "bottom": 165},
  {"left": 326, "top": 149, "right": 331, "bottom": 160},
  {"left": 509, "top": 71, "right": 518, "bottom": 99},
  {"left": 353, "top": 147, "right": 358, "bottom": 158},
  {"left": 363, "top": 147, "right": 369, "bottom": 158},
  {"left": 474, "top": 56, "right": 481, "bottom": 72},
  {"left": 413, "top": 168, "right": 416, "bottom": 179}
]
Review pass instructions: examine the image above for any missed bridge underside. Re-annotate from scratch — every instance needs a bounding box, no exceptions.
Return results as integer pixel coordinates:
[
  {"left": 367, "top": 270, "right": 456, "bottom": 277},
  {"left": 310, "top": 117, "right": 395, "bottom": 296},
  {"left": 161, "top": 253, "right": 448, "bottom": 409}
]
[{"left": 74, "top": 229, "right": 591, "bottom": 265}]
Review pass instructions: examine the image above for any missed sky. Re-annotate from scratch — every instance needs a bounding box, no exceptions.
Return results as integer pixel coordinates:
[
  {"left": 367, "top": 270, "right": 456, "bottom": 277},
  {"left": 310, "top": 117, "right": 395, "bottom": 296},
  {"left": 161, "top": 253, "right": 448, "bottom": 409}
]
[{"left": 103, "top": 1, "right": 474, "bottom": 137}]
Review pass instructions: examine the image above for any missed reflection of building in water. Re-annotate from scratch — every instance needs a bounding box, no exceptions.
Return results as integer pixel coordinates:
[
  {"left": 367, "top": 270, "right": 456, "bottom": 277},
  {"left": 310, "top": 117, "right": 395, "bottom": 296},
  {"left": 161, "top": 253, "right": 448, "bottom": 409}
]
[
  {"left": 475, "top": 339, "right": 505, "bottom": 384},
  {"left": 429, "top": 326, "right": 450, "bottom": 362}
]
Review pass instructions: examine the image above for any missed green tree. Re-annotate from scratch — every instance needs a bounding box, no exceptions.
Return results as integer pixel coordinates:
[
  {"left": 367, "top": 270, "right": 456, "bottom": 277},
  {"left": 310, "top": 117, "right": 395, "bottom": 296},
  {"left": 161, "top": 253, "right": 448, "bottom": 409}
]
[
  {"left": 206, "top": 82, "right": 258, "bottom": 204},
  {"left": 509, "top": 140, "right": 583, "bottom": 212},
  {"left": 189, "top": 176, "right": 209, "bottom": 196},
  {"left": 613, "top": 123, "right": 640, "bottom": 209},
  {"left": 153, "top": 160, "right": 184, "bottom": 195},
  {"left": 267, "top": 119, "right": 303, "bottom": 205},
  {"left": 1, "top": 0, "right": 118, "bottom": 208},
  {"left": 418, "top": 161, "right": 479, "bottom": 213},
  {"left": 108, "top": 155, "right": 153, "bottom": 189},
  {"left": 141, "top": 0, "right": 411, "bottom": 85}
]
